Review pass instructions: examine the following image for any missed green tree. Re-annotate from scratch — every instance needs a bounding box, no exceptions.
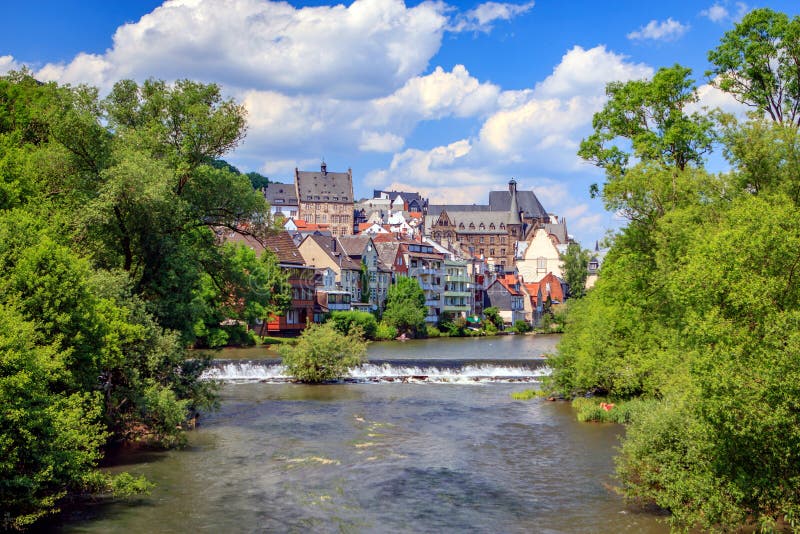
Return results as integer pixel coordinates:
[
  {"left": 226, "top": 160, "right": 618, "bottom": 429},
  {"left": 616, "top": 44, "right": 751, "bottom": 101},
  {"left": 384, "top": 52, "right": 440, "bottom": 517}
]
[
  {"left": 382, "top": 277, "right": 426, "bottom": 336},
  {"left": 579, "top": 65, "right": 715, "bottom": 180},
  {"left": 708, "top": 8, "right": 800, "bottom": 126},
  {"left": 483, "top": 306, "right": 504, "bottom": 330},
  {"left": 278, "top": 322, "right": 367, "bottom": 383},
  {"left": 560, "top": 243, "right": 591, "bottom": 298},
  {"left": 328, "top": 310, "right": 378, "bottom": 340}
]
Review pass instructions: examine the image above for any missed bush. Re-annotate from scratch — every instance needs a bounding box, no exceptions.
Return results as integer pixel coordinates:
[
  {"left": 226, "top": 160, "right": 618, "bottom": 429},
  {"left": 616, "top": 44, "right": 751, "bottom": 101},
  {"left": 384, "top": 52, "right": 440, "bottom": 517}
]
[
  {"left": 328, "top": 310, "right": 378, "bottom": 340},
  {"left": 375, "top": 321, "right": 398, "bottom": 341},
  {"left": 279, "top": 322, "right": 368, "bottom": 383},
  {"left": 511, "top": 389, "right": 542, "bottom": 400},
  {"left": 512, "top": 320, "right": 532, "bottom": 334},
  {"left": 483, "top": 307, "right": 504, "bottom": 330},
  {"left": 425, "top": 325, "right": 442, "bottom": 337},
  {"left": 484, "top": 321, "right": 498, "bottom": 336},
  {"left": 571, "top": 397, "right": 659, "bottom": 425}
]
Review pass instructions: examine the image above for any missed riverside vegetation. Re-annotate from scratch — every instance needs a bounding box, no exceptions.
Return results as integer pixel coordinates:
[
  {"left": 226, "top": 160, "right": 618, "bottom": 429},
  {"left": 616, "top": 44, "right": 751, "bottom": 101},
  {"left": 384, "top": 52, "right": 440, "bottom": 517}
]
[
  {"left": 546, "top": 8, "right": 800, "bottom": 531},
  {"left": 0, "top": 73, "right": 292, "bottom": 528}
]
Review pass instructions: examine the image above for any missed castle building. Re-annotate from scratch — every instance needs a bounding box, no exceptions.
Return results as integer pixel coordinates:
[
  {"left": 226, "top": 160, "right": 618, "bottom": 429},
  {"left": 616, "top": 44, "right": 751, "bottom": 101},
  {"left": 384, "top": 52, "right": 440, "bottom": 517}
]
[
  {"left": 427, "top": 180, "right": 550, "bottom": 271},
  {"left": 295, "top": 162, "right": 354, "bottom": 237}
]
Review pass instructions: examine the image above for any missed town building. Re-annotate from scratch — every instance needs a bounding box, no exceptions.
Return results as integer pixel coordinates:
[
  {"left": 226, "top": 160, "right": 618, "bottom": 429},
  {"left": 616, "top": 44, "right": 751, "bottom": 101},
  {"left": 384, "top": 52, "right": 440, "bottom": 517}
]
[
  {"left": 219, "top": 229, "right": 314, "bottom": 335},
  {"left": 400, "top": 241, "right": 446, "bottom": 323},
  {"left": 262, "top": 182, "right": 298, "bottom": 219},
  {"left": 516, "top": 226, "right": 569, "bottom": 283},
  {"left": 484, "top": 274, "right": 526, "bottom": 326},
  {"left": 443, "top": 259, "right": 472, "bottom": 318},
  {"left": 297, "top": 234, "right": 362, "bottom": 303},
  {"left": 336, "top": 235, "right": 392, "bottom": 311},
  {"left": 427, "top": 180, "right": 551, "bottom": 271},
  {"left": 295, "top": 162, "right": 354, "bottom": 237}
]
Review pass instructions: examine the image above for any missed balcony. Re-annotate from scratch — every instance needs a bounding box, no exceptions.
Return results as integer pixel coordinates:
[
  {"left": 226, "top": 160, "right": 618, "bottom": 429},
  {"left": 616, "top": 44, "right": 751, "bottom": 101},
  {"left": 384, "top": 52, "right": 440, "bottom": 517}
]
[
  {"left": 443, "top": 304, "right": 471, "bottom": 312},
  {"left": 444, "top": 290, "right": 472, "bottom": 298},
  {"left": 411, "top": 267, "right": 439, "bottom": 276},
  {"left": 446, "top": 274, "right": 470, "bottom": 283},
  {"left": 424, "top": 299, "right": 441, "bottom": 307}
]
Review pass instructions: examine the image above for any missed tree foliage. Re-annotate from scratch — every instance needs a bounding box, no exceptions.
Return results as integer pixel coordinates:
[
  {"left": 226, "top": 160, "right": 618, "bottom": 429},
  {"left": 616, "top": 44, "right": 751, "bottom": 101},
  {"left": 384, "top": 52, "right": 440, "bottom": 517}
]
[
  {"left": 578, "top": 65, "right": 715, "bottom": 180},
  {"left": 552, "top": 11, "right": 800, "bottom": 530},
  {"left": 328, "top": 310, "right": 378, "bottom": 340},
  {"left": 0, "top": 72, "right": 285, "bottom": 526},
  {"left": 279, "top": 322, "right": 367, "bottom": 383},
  {"left": 560, "top": 243, "right": 591, "bottom": 298},
  {"left": 708, "top": 8, "right": 800, "bottom": 126},
  {"left": 382, "top": 277, "right": 427, "bottom": 336}
]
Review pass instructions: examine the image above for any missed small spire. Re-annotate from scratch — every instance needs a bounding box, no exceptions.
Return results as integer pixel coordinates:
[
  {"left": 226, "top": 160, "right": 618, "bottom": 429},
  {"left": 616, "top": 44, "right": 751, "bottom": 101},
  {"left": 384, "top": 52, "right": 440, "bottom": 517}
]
[
  {"left": 321, "top": 159, "right": 327, "bottom": 175},
  {"left": 508, "top": 178, "right": 521, "bottom": 225}
]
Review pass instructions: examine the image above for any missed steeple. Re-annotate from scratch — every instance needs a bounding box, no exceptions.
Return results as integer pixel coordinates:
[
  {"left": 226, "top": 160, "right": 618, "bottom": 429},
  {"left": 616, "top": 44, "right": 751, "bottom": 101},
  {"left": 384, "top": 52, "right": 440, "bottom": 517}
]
[{"left": 507, "top": 179, "right": 522, "bottom": 225}]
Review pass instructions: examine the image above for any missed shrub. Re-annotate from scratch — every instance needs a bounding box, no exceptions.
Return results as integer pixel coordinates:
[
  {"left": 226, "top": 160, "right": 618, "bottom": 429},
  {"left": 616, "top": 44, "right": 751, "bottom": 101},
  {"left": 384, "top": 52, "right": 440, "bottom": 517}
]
[
  {"left": 483, "top": 321, "right": 498, "bottom": 336},
  {"left": 511, "top": 389, "right": 542, "bottom": 400},
  {"left": 328, "top": 310, "right": 378, "bottom": 340},
  {"left": 374, "top": 321, "right": 398, "bottom": 341},
  {"left": 512, "top": 320, "right": 533, "bottom": 334},
  {"left": 426, "top": 325, "right": 442, "bottom": 337},
  {"left": 279, "top": 322, "right": 368, "bottom": 383},
  {"left": 483, "top": 307, "right": 504, "bottom": 330}
]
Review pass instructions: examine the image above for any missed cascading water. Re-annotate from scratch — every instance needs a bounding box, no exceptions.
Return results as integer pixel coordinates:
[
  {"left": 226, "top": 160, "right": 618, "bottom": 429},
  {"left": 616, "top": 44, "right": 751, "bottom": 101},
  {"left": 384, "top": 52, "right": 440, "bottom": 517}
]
[{"left": 202, "top": 358, "right": 551, "bottom": 383}]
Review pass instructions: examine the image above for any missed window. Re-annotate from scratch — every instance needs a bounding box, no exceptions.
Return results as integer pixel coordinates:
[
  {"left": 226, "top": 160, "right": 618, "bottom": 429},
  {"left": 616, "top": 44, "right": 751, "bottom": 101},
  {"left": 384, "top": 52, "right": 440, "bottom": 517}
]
[
  {"left": 323, "top": 196, "right": 329, "bottom": 200},
  {"left": 286, "top": 310, "right": 300, "bottom": 324},
  {"left": 537, "top": 257, "right": 547, "bottom": 271},
  {"left": 489, "top": 223, "right": 495, "bottom": 229},
  {"left": 314, "top": 196, "right": 320, "bottom": 200},
  {"left": 459, "top": 223, "right": 465, "bottom": 229},
  {"left": 274, "top": 199, "right": 284, "bottom": 204},
  {"left": 479, "top": 223, "right": 485, "bottom": 230},
  {"left": 332, "top": 196, "right": 338, "bottom": 201},
  {"left": 501, "top": 248, "right": 506, "bottom": 256},
  {"left": 479, "top": 237, "right": 484, "bottom": 244},
  {"left": 490, "top": 236, "right": 495, "bottom": 244},
  {"left": 490, "top": 248, "right": 495, "bottom": 256},
  {"left": 469, "top": 223, "right": 475, "bottom": 229}
]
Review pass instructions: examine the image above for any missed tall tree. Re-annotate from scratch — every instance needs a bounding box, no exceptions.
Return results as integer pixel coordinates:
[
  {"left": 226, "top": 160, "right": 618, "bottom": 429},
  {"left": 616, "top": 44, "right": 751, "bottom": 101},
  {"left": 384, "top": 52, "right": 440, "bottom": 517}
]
[
  {"left": 708, "top": 8, "right": 800, "bottom": 126},
  {"left": 382, "top": 277, "right": 426, "bottom": 336},
  {"left": 579, "top": 65, "right": 715, "bottom": 179},
  {"left": 560, "top": 243, "right": 591, "bottom": 298}
]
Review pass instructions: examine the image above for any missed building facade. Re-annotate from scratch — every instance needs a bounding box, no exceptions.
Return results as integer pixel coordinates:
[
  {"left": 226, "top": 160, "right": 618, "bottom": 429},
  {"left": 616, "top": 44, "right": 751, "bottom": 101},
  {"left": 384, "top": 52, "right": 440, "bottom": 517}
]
[{"left": 295, "top": 162, "right": 354, "bottom": 237}]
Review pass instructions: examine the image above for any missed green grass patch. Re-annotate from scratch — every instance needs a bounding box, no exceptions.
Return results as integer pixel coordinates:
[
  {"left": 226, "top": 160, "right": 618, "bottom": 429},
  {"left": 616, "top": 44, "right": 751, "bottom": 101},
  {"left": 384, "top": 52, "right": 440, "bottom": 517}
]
[
  {"left": 259, "top": 336, "right": 297, "bottom": 346},
  {"left": 511, "top": 388, "right": 542, "bottom": 400},
  {"left": 571, "top": 397, "right": 659, "bottom": 424}
]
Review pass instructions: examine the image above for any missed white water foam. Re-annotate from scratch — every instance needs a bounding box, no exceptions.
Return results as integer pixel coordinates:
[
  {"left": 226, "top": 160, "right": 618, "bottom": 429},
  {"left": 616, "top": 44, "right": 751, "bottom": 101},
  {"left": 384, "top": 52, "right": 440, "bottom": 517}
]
[{"left": 202, "top": 362, "right": 550, "bottom": 383}]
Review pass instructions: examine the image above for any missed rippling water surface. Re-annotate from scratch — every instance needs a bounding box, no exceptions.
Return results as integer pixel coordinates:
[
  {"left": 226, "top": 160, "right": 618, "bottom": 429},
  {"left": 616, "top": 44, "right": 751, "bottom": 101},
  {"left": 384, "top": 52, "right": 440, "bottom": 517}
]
[{"left": 59, "top": 335, "right": 667, "bottom": 533}]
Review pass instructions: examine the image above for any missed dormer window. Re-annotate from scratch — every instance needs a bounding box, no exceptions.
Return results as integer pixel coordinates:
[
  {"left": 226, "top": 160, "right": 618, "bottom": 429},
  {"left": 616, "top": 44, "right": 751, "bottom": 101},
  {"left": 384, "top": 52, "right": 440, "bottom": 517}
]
[
  {"left": 489, "top": 223, "right": 495, "bottom": 229},
  {"left": 459, "top": 223, "right": 465, "bottom": 229},
  {"left": 469, "top": 223, "right": 475, "bottom": 229},
  {"left": 479, "top": 223, "right": 485, "bottom": 230}
]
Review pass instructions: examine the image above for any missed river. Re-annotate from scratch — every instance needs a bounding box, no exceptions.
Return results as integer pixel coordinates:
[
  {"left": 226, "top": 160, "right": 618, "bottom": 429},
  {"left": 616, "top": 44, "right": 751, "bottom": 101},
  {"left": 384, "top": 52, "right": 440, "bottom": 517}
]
[{"left": 58, "top": 335, "right": 668, "bottom": 533}]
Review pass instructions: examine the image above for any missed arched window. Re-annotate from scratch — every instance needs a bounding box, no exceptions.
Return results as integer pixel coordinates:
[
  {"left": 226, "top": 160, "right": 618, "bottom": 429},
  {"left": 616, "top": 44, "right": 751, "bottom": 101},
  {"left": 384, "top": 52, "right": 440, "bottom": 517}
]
[{"left": 489, "top": 223, "right": 495, "bottom": 230}]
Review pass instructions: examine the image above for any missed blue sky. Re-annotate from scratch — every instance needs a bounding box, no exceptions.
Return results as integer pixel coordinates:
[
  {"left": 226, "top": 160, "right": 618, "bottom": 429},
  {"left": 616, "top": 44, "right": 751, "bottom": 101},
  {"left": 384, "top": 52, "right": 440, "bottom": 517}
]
[{"left": 2, "top": 0, "right": 799, "bottom": 245}]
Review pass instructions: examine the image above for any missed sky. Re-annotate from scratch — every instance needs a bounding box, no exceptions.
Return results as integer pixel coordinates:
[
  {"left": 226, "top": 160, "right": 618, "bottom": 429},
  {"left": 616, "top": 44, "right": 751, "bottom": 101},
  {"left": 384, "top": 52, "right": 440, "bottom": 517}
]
[{"left": 2, "top": 0, "right": 799, "bottom": 246}]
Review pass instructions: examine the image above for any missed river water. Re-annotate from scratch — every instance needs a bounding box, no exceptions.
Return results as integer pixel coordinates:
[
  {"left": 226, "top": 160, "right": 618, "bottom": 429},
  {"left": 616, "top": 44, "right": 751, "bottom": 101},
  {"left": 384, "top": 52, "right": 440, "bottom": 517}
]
[{"left": 59, "top": 335, "right": 668, "bottom": 533}]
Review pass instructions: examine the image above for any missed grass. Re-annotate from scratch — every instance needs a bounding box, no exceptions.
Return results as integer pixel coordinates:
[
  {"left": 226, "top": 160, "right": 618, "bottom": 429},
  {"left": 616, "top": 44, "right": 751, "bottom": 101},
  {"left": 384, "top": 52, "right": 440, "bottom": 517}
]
[
  {"left": 259, "top": 335, "right": 297, "bottom": 346},
  {"left": 510, "top": 388, "right": 544, "bottom": 400},
  {"left": 571, "top": 397, "right": 659, "bottom": 424}
]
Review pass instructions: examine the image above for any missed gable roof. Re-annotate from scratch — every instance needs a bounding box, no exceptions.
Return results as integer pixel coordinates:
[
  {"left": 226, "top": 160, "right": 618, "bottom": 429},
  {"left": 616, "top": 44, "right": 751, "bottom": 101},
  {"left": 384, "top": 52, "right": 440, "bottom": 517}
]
[
  {"left": 375, "top": 241, "right": 402, "bottom": 267},
  {"left": 488, "top": 190, "right": 548, "bottom": 220},
  {"left": 221, "top": 230, "right": 305, "bottom": 265},
  {"left": 262, "top": 182, "right": 297, "bottom": 205},
  {"left": 336, "top": 235, "right": 373, "bottom": 258},
  {"left": 302, "top": 234, "right": 362, "bottom": 270},
  {"left": 543, "top": 222, "right": 569, "bottom": 244},
  {"left": 295, "top": 165, "right": 353, "bottom": 204}
]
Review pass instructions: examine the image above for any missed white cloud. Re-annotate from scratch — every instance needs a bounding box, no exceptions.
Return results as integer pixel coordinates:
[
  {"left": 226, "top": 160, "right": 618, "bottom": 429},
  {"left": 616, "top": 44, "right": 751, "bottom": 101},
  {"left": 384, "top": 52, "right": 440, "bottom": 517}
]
[
  {"left": 36, "top": 0, "right": 450, "bottom": 98},
  {"left": 451, "top": 1, "right": 535, "bottom": 32},
  {"left": 690, "top": 81, "right": 749, "bottom": 117},
  {"left": 700, "top": 3, "right": 729, "bottom": 22},
  {"left": 359, "top": 131, "right": 405, "bottom": 152},
  {"left": 0, "top": 55, "right": 21, "bottom": 75},
  {"left": 627, "top": 18, "right": 689, "bottom": 42}
]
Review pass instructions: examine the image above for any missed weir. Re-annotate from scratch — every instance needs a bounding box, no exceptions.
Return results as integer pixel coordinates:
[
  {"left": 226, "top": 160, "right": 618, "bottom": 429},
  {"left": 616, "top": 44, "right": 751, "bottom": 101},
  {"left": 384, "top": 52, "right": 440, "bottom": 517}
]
[{"left": 202, "top": 358, "right": 550, "bottom": 383}]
